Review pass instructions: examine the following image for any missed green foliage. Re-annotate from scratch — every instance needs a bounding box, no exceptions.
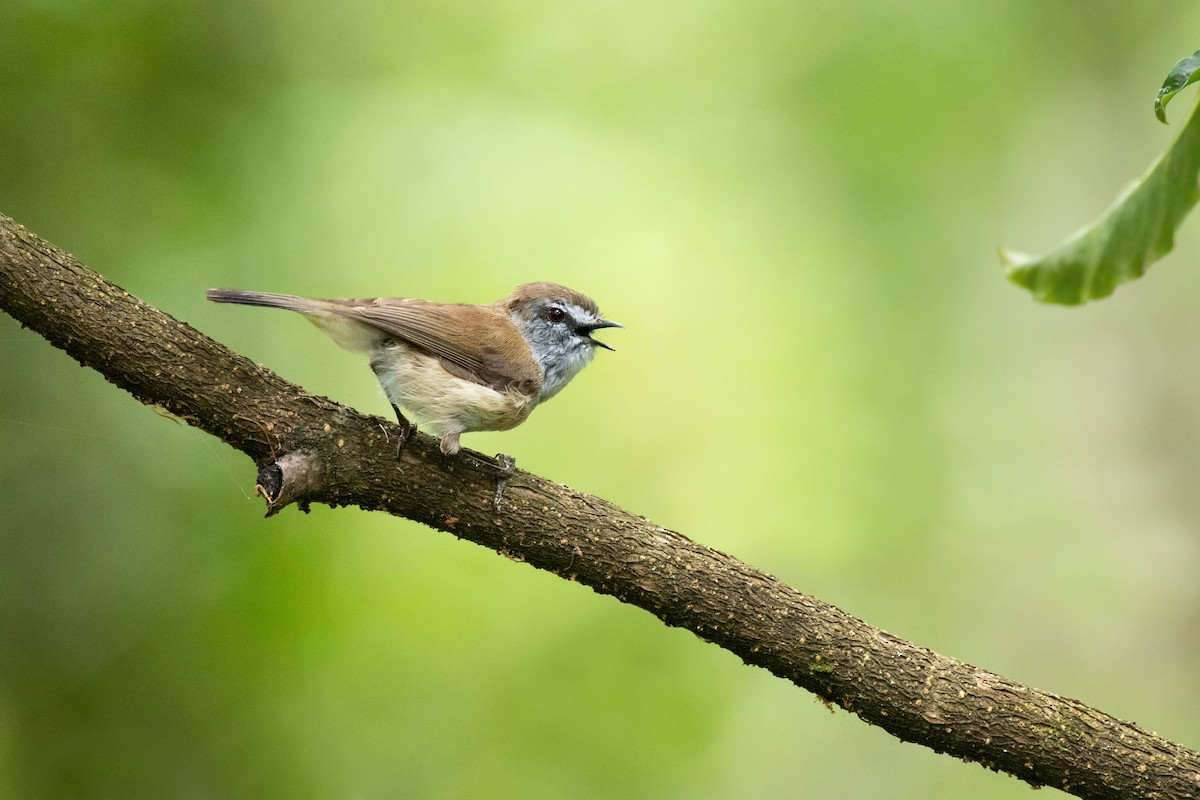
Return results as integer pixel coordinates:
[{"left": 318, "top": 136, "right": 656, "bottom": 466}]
[
  {"left": 1156, "top": 49, "right": 1200, "bottom": 123},
  {"left": 1002, "top": 51, "right": 1200, "bottom": 305}
]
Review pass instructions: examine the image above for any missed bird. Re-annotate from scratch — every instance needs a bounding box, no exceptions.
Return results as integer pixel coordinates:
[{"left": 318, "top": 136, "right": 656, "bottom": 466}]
[{"left": 206, "top": 282, "right": 620, "bottom": 507}]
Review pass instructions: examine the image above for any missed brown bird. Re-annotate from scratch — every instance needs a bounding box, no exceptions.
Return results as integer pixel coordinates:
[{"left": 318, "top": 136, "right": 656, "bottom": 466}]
[{"left": 207, "top": 282, "right": 620, "bottom": 507}]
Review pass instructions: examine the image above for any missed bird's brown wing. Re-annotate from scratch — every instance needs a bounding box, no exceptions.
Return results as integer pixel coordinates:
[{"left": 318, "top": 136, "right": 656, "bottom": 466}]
[{"left": 332, "top": 298, "right": 541, "bottom": 395}]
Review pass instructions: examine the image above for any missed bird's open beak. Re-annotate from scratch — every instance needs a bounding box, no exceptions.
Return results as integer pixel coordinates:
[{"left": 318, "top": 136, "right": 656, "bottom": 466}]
[{"left": 578, "top": 319, "right": 622, "bottom": 351}]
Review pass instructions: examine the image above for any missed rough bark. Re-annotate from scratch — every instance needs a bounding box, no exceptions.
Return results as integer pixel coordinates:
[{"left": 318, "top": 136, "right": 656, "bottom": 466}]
[{"left": 1, "top": 212, "right": 1197, "bottom": 800}]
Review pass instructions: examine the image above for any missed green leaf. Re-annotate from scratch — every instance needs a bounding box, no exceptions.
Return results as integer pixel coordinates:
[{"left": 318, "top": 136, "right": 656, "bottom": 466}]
[
  {"left": 1156, "top": 49, "right": 1200, "bottom": 123},
  {"left": 1001, "top": 98, "right": 1200, "bottom": 305}
]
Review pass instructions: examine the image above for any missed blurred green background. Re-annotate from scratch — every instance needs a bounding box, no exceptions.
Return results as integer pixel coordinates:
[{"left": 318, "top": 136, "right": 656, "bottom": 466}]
[{"left": 4, "top": 2, "right": 1200, "bottom": 798}]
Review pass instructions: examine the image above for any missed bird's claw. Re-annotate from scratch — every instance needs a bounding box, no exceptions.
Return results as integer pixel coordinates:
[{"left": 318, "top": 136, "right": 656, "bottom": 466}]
[
  {"left": 391, "top": 404, "right": 416, "bottom": 458},
  {"left": 464, "top": 451, "right": 517, "bottom": 510},
  {"left": 491, "top": 453, "right": 516, "bottom": 511}
]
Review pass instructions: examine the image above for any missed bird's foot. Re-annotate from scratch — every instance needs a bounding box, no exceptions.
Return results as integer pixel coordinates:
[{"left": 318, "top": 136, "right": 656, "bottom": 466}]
[
  {"left": 390, "top": 404, "right": 416, "bottom": 458},
  {"left": 463, "top": 451, "right": 517, "bottom": 511}
]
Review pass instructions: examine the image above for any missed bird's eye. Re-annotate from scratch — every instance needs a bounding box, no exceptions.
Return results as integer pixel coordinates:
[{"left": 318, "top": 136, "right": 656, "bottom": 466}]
[{"left": 546, "top": 307, "right": 566, "bottom": 324}]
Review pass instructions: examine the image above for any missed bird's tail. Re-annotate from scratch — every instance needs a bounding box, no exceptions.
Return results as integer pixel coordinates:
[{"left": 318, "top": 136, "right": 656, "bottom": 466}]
[
  {"left": 205, "top": 289, "right": 382, "bottom": 352},
  {"left": 205, "top": 289, "right": 316, "bottom": 312}
]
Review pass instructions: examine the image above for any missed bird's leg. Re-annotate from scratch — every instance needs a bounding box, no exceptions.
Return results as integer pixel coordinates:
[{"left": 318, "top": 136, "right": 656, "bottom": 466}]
[
  {"left": 390, "top": 403, "right": 416, "bottom": 458},
  {"left": 461, "top": 451, "right": 517, "bottom": 511}
]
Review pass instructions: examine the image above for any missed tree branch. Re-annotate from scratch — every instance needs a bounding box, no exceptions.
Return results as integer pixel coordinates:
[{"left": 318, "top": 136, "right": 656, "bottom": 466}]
[{"left": 2, "top": 212, "right": 1197, "bottom": 800}]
